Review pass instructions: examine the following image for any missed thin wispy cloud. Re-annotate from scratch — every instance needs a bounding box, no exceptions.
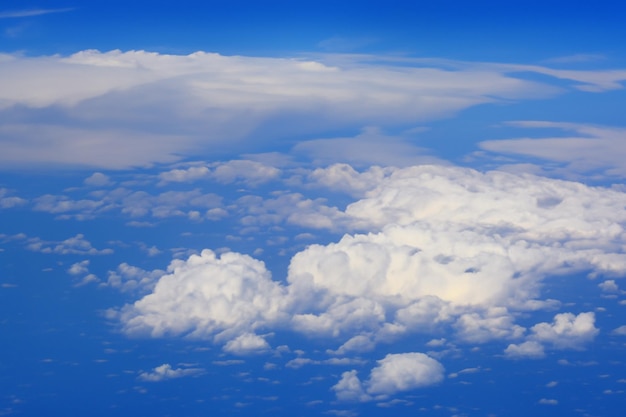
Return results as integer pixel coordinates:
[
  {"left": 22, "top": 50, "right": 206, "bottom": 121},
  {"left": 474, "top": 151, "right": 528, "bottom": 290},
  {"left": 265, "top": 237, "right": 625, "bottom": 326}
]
[{"left": 0, "top": 8, "right": 74, "bottom": 19}]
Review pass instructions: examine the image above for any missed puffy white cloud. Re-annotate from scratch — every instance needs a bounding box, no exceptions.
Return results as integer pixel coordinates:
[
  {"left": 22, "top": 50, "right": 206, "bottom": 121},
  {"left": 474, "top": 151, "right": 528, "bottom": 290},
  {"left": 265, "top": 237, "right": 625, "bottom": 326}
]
[
  {"left": 116, "top": 250, "right": 287, "bottom": 345},
  {"left": 599, "top": 280, "right": 619, "bottom": 293},
  {"left": 284, "top": 164, "right": 626, "bottom": 347},
  {"left": 333, "top": 353, "right": 444, "bottom": 401},
  {"left": 333, "top": 370, "right": 370, "bottom": 402},
  {"left": 116, "top": 163, "right": 626, "bottom": 356},
  {"left": 504, "top": 341, "right": 546, "bottom": 359},
  {"left": 454, "top": 308, "right": 525, "bottom": 343},
  {"left": 366, "top": 353, "right": 444, "bottom": 396},
  {"left": 138, "top": 363, "right": 204, "bottom": 382},
  {"left": 222, "top": 333, "right": 270, "bottom": 355},
  {"left": 530, "top": 312, "right": 599, "bottom": 349}
]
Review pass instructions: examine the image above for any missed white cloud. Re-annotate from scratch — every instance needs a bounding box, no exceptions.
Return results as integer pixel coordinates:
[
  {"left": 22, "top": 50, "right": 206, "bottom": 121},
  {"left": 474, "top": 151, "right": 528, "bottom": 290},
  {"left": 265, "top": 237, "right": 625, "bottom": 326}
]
[
  {"left": 158, "top": 160, "right": 280, "bottom": 186},
  {"left": 599, "top": 280, "right": 619, "bottom": 293},
  {"left": 116, "top": 163, "right": 626, "bottom": 355},
  {"left": 0, "top": 8, "right": 74, "bottom": 19},
  {"left": 103, "top": 263, "right": 166, "bottom": 293},
  {"left": 530, "top": 312, "right": 599, "bottom": 349},
  {"left": 33, "top": 188, "right": 224, "bottom": 221},
  {"left": 222, "top": 333, "right": 270, "bottom": 355},
  {"left": 0, "top": 50, "right": 612, "bottom": 169},
  {"left": 116, "top": 250, "right": 287, "bottom": 345},
  {"left": 84, "top": 172, "right": 113, "bottom": 187},
  {"left": 333, "top": 353, "right": 444, "bottom": 401},
  {"left": 538, "top": 398, "right": 558, "bottom": 405},
  {"left": 137, "top": 363, "right": 203, "bottom": 382},
  {"left": 0, "top": 188, "right": 27, "bottom": 208},
  {"left": 479, "top": 121, "right": 626, "bottom": 178},
  {"left": 454, "top": 308, "right": 525, "bottom": 343},
  {"left": 26, "top": 234, "right": 113, "bottom": 255},
  {"left": 611, "top": 325, "right": 626, "bottom": 336},
  {"left": 333, "top": 370, "right": 370, "bottom": 402},
  {"left": 68, "top": 260, "right": 90, "bottom": 276},
  {"left": 504, "top": 341, "right": 546, "bottom": 359},
  {"left": 293, "top": 127, "right": 444, "bottom": 168}
]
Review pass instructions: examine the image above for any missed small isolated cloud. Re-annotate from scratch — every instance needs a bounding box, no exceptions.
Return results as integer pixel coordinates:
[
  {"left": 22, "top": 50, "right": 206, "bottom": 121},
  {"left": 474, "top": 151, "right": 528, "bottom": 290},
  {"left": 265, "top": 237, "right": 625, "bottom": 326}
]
[
  {"left": 538, "top": 398, "right": 558, "bottom": 405},
  {"left": 599, "top": 280, "right": 619, "bottom": 293},
  {"left": 333, "top": 353, "right": 444, "bottom": 402},
  {"left": 68, "top": 260, "right": 90, "bottom": 276},
  {"left": 530, "top": 312, "right": 599, "bottom": 349},
  {"left": 504, "top": 341, "right": 546, "bottom": 359},
  {"left": 138, "top": 363, "right": 203, "bottom": 382},
  {"left": 293, "top": 127, "right": 443, "bottom": 168},
  {"left": 84, "top": 172, "right": 113, "bottom": 187},
  {"left": 612, "top": 325, "right": 626, "bottom": 336},
  {"left": 0, "top": 188, "right": 27, "bottom": 208},
  {"left": 222, "top": 333, "right": 270, "bottom": 355}
]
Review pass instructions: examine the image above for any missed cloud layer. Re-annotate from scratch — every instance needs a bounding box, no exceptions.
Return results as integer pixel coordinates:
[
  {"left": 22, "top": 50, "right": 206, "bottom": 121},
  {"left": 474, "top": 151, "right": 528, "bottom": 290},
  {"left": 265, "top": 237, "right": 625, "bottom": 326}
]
[
  {"left": 114, "top": 163, "right": 622, "bottom": 354},
  {"left": 0, "top": 50, "right": 620, "bottom": 168}
]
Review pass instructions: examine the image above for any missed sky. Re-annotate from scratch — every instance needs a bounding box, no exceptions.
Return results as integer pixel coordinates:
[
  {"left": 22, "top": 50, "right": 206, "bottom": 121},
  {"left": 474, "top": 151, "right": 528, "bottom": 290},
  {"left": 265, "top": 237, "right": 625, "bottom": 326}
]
[{"left": 1, "top": 1, "right": 626, "bottom": 416}]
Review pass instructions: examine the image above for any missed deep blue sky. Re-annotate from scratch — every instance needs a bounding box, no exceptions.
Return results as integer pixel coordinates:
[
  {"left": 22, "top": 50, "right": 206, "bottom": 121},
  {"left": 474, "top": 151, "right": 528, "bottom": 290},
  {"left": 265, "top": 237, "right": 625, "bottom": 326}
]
[{"left": 2, "top": 1, "right": 626, "bottom": 416}]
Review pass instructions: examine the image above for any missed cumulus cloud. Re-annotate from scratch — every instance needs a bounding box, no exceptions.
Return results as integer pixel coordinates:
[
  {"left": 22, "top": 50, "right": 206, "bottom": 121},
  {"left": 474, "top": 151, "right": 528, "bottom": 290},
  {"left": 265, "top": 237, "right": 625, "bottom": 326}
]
[
  {"left": 333, "top": 353, "right": 444, "bottom": 401},
  {"left": 33, "top": 187, "right": 224, "bottom": 221},
  {"left": 222, "top": 333, "right": 271, "bottom": 355},
  {"left": 116, "top": 163, "right": 626, "bottom": 355},
  {"left": 138, "top": 363, "right": 204, "bottom": 382},
  {"left": 0, "top": 50, "right": 617, "bottom": 169},
  {"left": 283, "top": 164, "right": 626, "bottom": 348},
  {"left": 159, "top": 160, "right": 281, "bottom": 186},
  {"left": 504, "top": 341, "right": 546, "bottom": 359},
  {"left": 104, "top": 263, "right": 166, "bottom": 293},
  {"left": 599, "top": 280, "right": 619, "bottom": 293},
  {"left": 115, "top": 250, "right": 287, "bottom": 345},
  {"left": 26, "top": 234, "right": 113, "bottom": 255},
  {"left": 530, "top": 312, "right": 599, "bottom": 349}
]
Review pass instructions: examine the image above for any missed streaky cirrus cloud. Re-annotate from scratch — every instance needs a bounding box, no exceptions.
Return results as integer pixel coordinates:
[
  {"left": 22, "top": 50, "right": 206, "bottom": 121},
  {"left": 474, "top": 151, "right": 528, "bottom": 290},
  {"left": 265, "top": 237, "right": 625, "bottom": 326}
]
[
  {"left": 0, "top": 8, "right": 74, "bottom": 19},
  {"left": 0, "top": 50, "right": 620, "bottom": 169},
  {"left": 478, "top": 121, "right": 626, "bottom": 178}
]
